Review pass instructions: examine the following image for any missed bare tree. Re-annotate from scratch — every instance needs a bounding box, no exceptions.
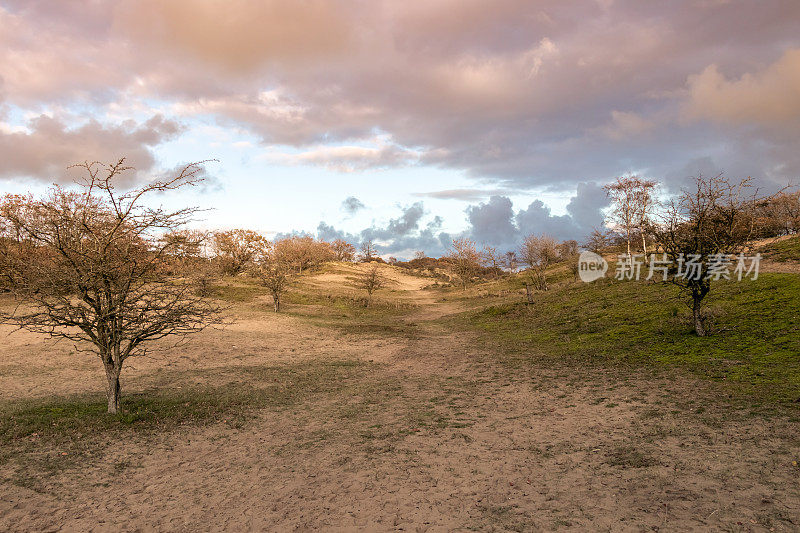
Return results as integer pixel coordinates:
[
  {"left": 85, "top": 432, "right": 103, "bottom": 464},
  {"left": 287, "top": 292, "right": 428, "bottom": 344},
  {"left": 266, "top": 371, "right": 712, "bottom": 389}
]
[
  {"left": 584, "top": 227, "right": 611, "bottom": 254},
  {"left": 413, "top": 250, "right": 426, "bottom": 260},
  {"left": 651, "top": 174, "right": 768, "bottom": 336},
  {"left": 359, "top": 239, "right": 378, "bottom": 262},
  {"left": 251, "top": 253, "right": 291, "bottom": 312},
  {"left": 556, "top": 240, "right": 579, "bottom": 259},
  {"left": 634, "top": 178, "right": 658, "bottom": 254},
  {"left": 448, "top": 237, "right": 481, "bottom": 290},
  {"left": 356, "top": 265, "right": 385, "bottom": 307},
  {"left": 481, "top": 245, "right": 501, "bottom": 272},
  {"left": 757, "top": 191, "right": 800, "bottom": 236},
  {"left": 503, "top": 251, "right": 519, "bottom": 273},
  {"left": 0, "top": 160, "right": 222, "bottom": 413},
  {"left": 604, "top": 176, "right": 657, "bottom": 256},
  {"left": 519, "top": 234, "right": 559, "bottom": 291},
  {"left": 331, "top": 239, "right": 356, "bottom": 262},
  {"left": 211, "top": 229, "right": 267, "bottom": 275},
  {"left": 557, "top": 240, "right": 581, "bottom": 281},
  {"left": 274, "top": 235, "right": 333, "bottom": 273}
]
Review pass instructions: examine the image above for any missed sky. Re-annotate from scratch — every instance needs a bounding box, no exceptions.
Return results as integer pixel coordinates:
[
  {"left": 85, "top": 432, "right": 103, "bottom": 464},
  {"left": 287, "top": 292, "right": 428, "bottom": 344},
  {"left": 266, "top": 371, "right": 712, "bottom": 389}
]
[{"left": 1, "top": 0, "right": 799, "bottom": 257}]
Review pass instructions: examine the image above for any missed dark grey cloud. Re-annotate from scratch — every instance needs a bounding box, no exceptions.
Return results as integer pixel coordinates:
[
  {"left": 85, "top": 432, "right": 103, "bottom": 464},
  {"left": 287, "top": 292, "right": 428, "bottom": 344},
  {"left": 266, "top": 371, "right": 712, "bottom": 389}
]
[
  {"left": 466, "top": 196, "right": 517, "bottom": 245},
  {"left": 361, "top": 202, "right": 427, "bottom": 244},
  {"left": 341, "top": 196, "right": 365, "bottom": 214},
  {"left": 315, "top": 183, "right": 608, "bottom": 258},
  {"left": 465, "top": 182, "right": 609, "bottom": 251},
  {"left": 317, "top": 204, "right": 451, "bottom": 258}
]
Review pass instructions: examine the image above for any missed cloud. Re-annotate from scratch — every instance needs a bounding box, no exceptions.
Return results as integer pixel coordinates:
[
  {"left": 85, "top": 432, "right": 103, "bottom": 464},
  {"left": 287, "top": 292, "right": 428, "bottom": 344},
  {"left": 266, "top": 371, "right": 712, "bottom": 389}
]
[
  {"left": 315, "top": 182, "right": 609, "bottom": 258},
  {"left": 0, "top": 114, "right": 184, "bottom": 183},
  {"left": 565, "top": 182, "right": 609, "bottom": 230},
  {"left": 413, "top": 188, "right": 512, "bottom": 201},
  {"left": 114, "top": 0, "right": 353, "bottom": 73},
  {"left": 466, "top": 196, "right": 517, "bottom": 245},
  {"left": 3, "top": 0, "right": 800, "bottom": 193},
  {"left": 362, "top": 202, "right": 426, "bottom": 241},
  {"left": 267, "top": 143, "right": 420, "bottom": 173},
  {"left": 596, "top": 111, "right": 655, "bottom": 141},
  {"left": 465, "top": 182, "right": 609, "bottom": 250},
  {"left": 685, "top": 48, "right": 800, "bottom": 127},
  {"left": 316, "top": 203, "right": 451, "bottom": 257},
  {"left": 341, "top": 196, "right": 365, "bottom": 214}
]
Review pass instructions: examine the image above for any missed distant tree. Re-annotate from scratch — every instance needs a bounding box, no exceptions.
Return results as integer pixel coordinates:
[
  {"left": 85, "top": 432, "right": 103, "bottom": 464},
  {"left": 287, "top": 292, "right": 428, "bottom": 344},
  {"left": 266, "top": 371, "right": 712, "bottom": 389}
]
[
  {"left": 211, "top": 229, "right": 267, "bottom": 275},
  {"left": 557, "top": 240, "right": 581, "bottom": 281},
  {"left": 357, "top": 264, "right": 385, "bottom": 307},
  {"left": 503, "top": 251, "right": 519, "bottom": 273},
  {"left": 584, "top": 227, "right": 611, "bottom": 254},
  {"left": 0, "top": 194, "right": 27, "bottom": 291},
  {"left": 604, "top": 176, "right": 657, "bottom": 256},
  {"left": 413, "top": 250, "right": 426, "bottom": 260},
  {"left": 448, "top": 237, "right": 482, "bottom": 290},
  {"left": 481, "top": 245, "right": 501, "bottom": 271},
  {"left": 251, "top": 249, "right": 291, "bottom": 312},
  {"left": 556, "top": 240, "right": 579, "bottom": 259},
  {"left": 331, "top": 239, "right": 356, "bottom": 262},
  {"left": 274, "top": 235, "right": 333, "bottom": 273},
  {"left": 757, "top": 191, "right": 800, "bottom": 236},
  {"left": 163, "top": 229, "right": 207, "bottom": 263},
  {"left": 519, "top": 234, "right": 559, "bottom": 291},
  {"left": 0, "top": 160, "right": 222, "bottom": 413},
  {"left": 651, "top": 175, "right": 768, "bottom": 336},
  {"left": 359, "top": 239, "right": 378, "bottom": 262}
]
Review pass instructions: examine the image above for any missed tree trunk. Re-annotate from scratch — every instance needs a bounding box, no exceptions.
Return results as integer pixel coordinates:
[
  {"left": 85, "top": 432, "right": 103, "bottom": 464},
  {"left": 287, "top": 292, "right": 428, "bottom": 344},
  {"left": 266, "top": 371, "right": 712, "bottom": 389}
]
[
  {"left": 641, "top": 232, "right": 648, "bottom": 255},
  {"left": 273, "top": 293, "right": 280, "bottom": 312},
  {"left": 692, "top": 298, "right": 706, "bottom": 337},
  {"left": 525, "top": 283, "right": 533, "bottom": 304},
  {"left": 104, "top": 362, "right": 122, "bottom": 414}
]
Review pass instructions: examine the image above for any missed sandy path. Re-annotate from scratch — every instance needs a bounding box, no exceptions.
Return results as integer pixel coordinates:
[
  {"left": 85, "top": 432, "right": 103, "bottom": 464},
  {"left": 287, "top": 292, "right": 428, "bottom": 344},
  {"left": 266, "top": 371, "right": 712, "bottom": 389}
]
[{"left": 1, "top": 272, "right": 799, "bottom": 531}]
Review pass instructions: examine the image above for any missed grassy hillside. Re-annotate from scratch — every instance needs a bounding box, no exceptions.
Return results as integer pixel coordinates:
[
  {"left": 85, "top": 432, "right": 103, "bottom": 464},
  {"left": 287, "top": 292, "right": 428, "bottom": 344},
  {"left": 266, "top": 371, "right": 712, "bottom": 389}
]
[
  {"left": 759, "top": 235, "right": 800, "bottom": 262},
  {"left": 466, "top": 272, "right": 800, "bottom": 402}
]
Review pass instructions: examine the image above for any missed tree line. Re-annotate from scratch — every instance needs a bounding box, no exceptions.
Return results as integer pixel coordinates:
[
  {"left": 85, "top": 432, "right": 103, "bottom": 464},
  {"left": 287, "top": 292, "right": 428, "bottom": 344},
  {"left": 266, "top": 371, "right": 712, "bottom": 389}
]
[{"left": 1, "top": 161, "right": 797, "bottom": 412}]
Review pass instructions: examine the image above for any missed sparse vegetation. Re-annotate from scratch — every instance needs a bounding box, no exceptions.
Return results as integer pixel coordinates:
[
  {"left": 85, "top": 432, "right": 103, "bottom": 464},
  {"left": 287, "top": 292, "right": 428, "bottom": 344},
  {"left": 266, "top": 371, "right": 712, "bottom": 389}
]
[{"left": 2, "top": 166, "right": 799, "bottom": 531}]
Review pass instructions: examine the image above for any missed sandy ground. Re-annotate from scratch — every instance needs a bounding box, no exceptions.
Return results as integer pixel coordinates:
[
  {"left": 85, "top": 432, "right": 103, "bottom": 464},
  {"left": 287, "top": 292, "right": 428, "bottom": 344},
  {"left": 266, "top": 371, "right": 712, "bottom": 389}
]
[{"left": 1, "top": 266, "right": 798, "bottom": 531}]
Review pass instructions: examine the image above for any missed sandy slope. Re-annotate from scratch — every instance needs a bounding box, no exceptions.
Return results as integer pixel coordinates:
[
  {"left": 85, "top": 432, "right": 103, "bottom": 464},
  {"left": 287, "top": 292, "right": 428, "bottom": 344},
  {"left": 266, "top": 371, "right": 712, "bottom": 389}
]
[{"left": 1, "top": 267, "right": 798, "bottom": 531}]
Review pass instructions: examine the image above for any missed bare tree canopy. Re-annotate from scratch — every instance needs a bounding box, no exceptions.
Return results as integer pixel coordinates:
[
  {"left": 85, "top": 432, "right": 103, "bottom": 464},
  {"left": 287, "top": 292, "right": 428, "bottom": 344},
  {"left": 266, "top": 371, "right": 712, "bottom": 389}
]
[
  {"left": 503, "top": 251, "right": 519, "bottom": 273},
  {"left": 448, "top": 237, "right": 481, "bottom": 290},
  {"left": 274, "top": 235, "right": 334, "bottom": 273},
  {"left": 331, "top": 239, "right": 356, "bottom": 262},
  {"left": 519, "top": 234, "right": 559, "bottom": 291},
  {"left": 0, "top": 159, "right": 222, "bottom": 413},
  {"left": 604, "top": 176, "right": 658, "bottom": 256},
  {"left": 359, "top": 239, "right": 378, "bottom": 262},
  {"left": 356, "top": 264, "right": 385, "bottom": 307},
  {"left": 651, "top": 174, "right": 772, "bottom": 336},
  {"left": 211, "top": 229, "right": 268, "bottom": 275},
  {"left": 584, "top": 227, "right": 612, "bottom": 254},
  {"left": 251, "top": 244, "right": 292, "bottom": 312}
]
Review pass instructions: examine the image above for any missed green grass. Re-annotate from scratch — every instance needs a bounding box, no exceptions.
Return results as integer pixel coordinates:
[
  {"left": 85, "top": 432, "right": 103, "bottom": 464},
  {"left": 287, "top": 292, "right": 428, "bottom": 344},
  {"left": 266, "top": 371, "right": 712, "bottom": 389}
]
[
  {"left": 467, "top": 273, "right": 800, "bottom": 402},
  {"left": 759, "top": 235, "right": 800, "bottom": 262}
]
